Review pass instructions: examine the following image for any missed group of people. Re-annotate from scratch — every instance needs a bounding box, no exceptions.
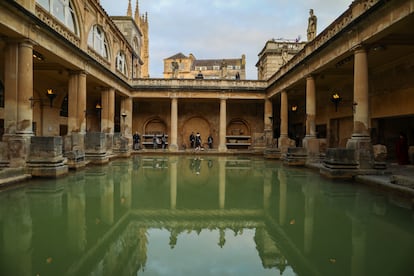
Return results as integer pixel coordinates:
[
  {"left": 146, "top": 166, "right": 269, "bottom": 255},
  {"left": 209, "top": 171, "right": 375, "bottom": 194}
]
[{"left": 189, "top": 132, "right": 213, "bottom": 151}]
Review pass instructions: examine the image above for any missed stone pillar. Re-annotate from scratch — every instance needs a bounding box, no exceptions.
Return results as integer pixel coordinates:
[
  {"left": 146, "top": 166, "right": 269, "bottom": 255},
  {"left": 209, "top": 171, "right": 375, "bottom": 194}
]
[
  {"left": 17, "top": 41, "right": 33, "bottom": 135},
  {"left": 218, "top": 98, "right": 227, "bottom": 152},
  {"left": 101, "top": 88, "right": 115, "bottom": 134},
  {"left": 121, "top": 96, "right": 132, "bottom": 138},
  {"left": 278, "top": 91, "right": 291, "bottom": 153},
  {"left": 3, "top": 40, "right": 34, "bottom": 167},
  {"left": 303, "top": 75, "right": 320, "bottom": 161},
  {"left": 67, "top": 71, "right": 87, "bottom": 134},
  {"left": 65, "top": 71, "right": 87, "bottom": 169},
  {"left": 346, "top": 46, "right": 373, "bottom": 169},
  {"left": 264, "top": 97, "right": 273, "bottom": 147},
  {"left": 169, "top": 97, "right": 178, "bottom": 151}
]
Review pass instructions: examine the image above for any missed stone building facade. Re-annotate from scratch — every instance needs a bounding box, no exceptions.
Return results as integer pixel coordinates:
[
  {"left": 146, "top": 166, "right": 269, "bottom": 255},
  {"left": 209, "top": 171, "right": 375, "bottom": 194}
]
[
  {"left": 0, "top": 0, "right": 413, "bottom": 180},
  {"left": 163, "top": 53, "right": 246, "bottom": 80}
]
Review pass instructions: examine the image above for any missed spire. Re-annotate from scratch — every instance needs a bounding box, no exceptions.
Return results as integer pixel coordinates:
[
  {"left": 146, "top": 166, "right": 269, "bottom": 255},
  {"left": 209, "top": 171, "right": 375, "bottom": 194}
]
[
  {"left": 134, "top": 0, "right": 140, "bottom": 23},
  {"left": 127, "top": 0, "right": 132, "bottom": 17}
]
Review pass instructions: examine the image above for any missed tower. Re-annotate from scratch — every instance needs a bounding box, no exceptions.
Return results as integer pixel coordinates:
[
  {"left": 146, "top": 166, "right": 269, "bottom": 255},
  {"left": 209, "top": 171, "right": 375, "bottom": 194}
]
[{"left": 134, "top": 0, "right": 149, "bottom": 78}]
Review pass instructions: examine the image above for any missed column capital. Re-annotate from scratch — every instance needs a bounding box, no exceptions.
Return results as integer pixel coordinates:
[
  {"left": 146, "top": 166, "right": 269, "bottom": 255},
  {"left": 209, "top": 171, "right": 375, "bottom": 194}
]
[{"left": 350, "top": 44, "right": 366, "bottom": 53}]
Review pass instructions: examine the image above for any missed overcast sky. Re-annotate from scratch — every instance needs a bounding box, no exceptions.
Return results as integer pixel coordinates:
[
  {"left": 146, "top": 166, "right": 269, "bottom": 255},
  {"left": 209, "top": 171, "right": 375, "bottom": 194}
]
[{"left": 100, "top": 0, "right": 353, "bottom": 79}]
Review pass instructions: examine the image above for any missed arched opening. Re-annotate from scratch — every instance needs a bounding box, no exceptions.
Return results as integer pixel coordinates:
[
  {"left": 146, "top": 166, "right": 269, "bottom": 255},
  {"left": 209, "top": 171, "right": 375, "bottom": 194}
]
[{"left": 181, "top": 116, "right": 211, "bottom": 149}]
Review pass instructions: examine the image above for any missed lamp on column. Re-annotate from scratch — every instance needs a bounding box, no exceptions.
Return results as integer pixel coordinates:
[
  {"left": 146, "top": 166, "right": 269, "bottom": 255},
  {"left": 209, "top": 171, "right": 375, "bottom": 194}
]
[
  {"left": 29, "top": 88, "right": 56, "bottom": 108},
  {"left": 330, "top": 93, "right": 342, "bottom": 112},
  {"left": 291, "top": 104, "right": 298, "bottom": 112}
]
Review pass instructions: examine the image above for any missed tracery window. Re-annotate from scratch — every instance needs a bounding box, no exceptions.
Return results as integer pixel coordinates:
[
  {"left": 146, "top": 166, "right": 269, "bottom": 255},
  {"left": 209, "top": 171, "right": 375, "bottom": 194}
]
[
  {"left": 116, "top": 51, "right": 128, "bottom": 76},
  {"left": 88, "top": 25, "right": 109, "bottom": 59},
  {"left": 36, "top": 0, "right": 78, "bottom": 34}
]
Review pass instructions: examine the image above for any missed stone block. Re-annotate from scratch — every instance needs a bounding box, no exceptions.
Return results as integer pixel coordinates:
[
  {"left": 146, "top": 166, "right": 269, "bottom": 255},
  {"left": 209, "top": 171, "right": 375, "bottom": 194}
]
[{"left": 373, "top": 144, "right": 387, "bottom": 162}]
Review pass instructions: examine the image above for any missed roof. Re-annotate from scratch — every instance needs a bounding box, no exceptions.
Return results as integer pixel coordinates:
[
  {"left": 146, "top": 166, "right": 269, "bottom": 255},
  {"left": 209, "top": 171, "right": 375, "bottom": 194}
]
[
  {"left": 193, "top": 58, "right": 242, "bottom": 67},
  {"left": 165, "top": 52, "right": 188, "bottom": 60}
]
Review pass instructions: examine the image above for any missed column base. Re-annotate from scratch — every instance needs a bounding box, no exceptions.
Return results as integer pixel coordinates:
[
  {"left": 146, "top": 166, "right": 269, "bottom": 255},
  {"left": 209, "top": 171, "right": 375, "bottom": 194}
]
[
  {"left": 346, "top": 135, "right": 374, "bottom": 169},
  {"left": 218, "top": 144, "right": 227, "bottom": 153},
  {"left": 168, "top": 144, "right": 179, "bottom": 152}
]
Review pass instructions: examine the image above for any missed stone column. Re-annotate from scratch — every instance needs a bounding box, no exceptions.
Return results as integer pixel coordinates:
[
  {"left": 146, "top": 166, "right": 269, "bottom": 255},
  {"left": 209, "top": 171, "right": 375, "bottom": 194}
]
[
  {"left": 278, "top": 91, "right": 290, "bottom": 153},
  {"left": 4, "top": 41, "right": 18, "bottom": 136},
  {"left": 121, "top": 96, "right": 132, "bottom": 138},
  {"left": 65, "top": 71, "right": 87, "bottom": 169},
  {"left": 346, "top": 46, "right": 373, "bottom": 169},
  {"left": 101, "top": 88, "right": 115, "bottom": 134},
  {"left": 169, "top": 96, "right": 178, "bottom": 151},
  {"left": 218, "top": 98, "right": 227, "bottom": 152},
  {"left": 264, "top": 97, "right": 273, "bottom": 147},
  {"left": 3, "top": 40, "right": 34, "bottom": 167},
  {"left": 16, "top": 40, "right": 33, "bottom": 135},
  {"left": 303, "top": 75, "right": 319, "bottom": 160}
]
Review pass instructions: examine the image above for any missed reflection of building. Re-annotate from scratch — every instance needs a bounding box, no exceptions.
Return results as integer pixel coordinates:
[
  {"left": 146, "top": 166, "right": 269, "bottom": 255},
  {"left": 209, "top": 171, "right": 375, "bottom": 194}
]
[{"left": 163, "top": 53, "right": 246, "bottom": 80}]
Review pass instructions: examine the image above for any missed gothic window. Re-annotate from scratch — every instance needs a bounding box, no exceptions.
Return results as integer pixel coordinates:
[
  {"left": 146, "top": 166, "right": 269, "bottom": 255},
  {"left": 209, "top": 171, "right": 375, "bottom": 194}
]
[
  {"left": 116, "top": 51, "right": 128, "bottom": 76},
  {"left": 36, "top": 0, "right": 78, "bottom": 34},
  {"left": 88, "top": 25, "right": 109, "bottom": 59}
]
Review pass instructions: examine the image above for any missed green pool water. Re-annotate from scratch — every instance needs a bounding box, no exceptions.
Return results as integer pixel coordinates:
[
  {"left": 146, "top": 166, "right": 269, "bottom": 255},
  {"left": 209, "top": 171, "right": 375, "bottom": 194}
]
[{"left": 0, "top": 155, "right": 413, "bottom": 276}]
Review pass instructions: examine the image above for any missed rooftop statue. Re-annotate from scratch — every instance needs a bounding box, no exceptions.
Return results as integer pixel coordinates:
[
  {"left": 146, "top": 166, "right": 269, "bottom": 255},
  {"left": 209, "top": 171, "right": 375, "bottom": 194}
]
[{"left": 307, "top": 9, "right": 317, "bottom": 41}]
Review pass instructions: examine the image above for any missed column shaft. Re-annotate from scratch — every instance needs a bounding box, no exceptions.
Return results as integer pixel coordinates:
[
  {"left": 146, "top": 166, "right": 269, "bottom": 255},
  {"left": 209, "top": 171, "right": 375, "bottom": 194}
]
[
  {"left": 218, "top": 98, "right": 227, "bottom": 152},
  {"left": 306, "top": 76, "right": 316, "bottom": 137},
  {"left": 4, "top": 42, "right": 18, "bottom": 135},
  {"left": 352, "top": 47, "right": 369, "bottom": 137},
  {"left": 170, "top": 97, "right": 178, "bottom": 151},
  {"left": 280, "top": 91, "right": 288, "bottom": 137},
  {"left": 17, "top": 41, "right": 33, "bottom": 134}
]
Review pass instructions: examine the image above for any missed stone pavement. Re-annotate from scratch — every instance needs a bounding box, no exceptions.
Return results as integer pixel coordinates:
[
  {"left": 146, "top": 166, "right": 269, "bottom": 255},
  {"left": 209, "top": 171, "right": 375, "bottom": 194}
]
[{"left": 355, "top": 163, "right": 414, "bottom": 197}]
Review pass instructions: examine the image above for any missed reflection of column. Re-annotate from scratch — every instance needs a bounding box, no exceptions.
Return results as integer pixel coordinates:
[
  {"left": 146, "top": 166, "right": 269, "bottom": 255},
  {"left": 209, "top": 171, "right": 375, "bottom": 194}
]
[
  {"left": 170, "top": 97, "right": 178, "bottom": 151},
  {"left": 218, "top": 98, "right": 227, "bottom": 152},
  {"left": 303, "top": 181, "right": 317, "bottom": 254},
  {"left": 67, "top": 176, "right": 86, "bottom": 254},
  {"left": 3, "top": 191, "right": 32, "bottom": 275},
  {"left": 351, "top": 218, "right": 366, "bottom": 276},
  {"left": 120, "top": 164, "right": 132, "bottom": 209},
  {"left": 170, "top": 157, "right": 177, "bottom": 209},
  {"left": 263, "top": 170, "right": 272, "bottom": 210},
  {"left": 278, "top": 169, "right": 287, "bottom": 226},
  {"left": 218, "top": 157, "right": 226, "bottom": 209},
  {"left": 264, "top": 98, "right": 273, "bottom": 146},
  {"left": 101, "top": 174, "right": 114, "bottom": 225}
]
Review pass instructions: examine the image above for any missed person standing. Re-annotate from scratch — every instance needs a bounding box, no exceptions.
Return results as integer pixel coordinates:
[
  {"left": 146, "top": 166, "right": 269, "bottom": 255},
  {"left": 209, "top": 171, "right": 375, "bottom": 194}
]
[
  {"left": 189, "top": 132, "right": 195, "bottom": 149},
  {"left": 207, "top": 134, "right": 213, "bottom": 149},
  {"left": 133, "top": 132, "right": 140, "bottom": 150},
  {"left": 161, "top": 133, "right": 167, "bottom": 150},
  {"left": 396, "top": 132, "right": 409, "bottom": 165},
  {"left": 195, "top": 132, "right": 202, "bottom": 151}
]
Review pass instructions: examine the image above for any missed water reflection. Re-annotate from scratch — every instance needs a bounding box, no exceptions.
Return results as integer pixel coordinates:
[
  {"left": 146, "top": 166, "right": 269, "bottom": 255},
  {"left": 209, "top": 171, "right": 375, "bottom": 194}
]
[{"left": 0, "top": 155, "right": 413, "bottom": 276}]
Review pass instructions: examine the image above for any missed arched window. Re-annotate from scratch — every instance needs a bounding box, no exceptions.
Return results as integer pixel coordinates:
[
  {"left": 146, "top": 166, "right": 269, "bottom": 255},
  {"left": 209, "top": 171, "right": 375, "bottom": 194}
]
[
  {"left": 88, "top": 25, "right": 109, "bottom": 59},
  {"left": 116, "top": 51, "right": 128, "bottom": 76},
  {"left": 36, "top": 0, "right": 78, "bottom": 34}
]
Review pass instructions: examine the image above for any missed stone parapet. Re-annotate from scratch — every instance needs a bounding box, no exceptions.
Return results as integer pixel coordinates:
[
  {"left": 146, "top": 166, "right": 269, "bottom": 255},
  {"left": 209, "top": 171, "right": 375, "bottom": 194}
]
[
  {"left": 320, "top": 148, "right": 358, "bottom": 179},
  {"left": 284, "top": 147, "right": 307, "bottom": 166},
  {"left": 63, "top": 133, "right": 86, "bottom": 169},
  {"left": 113, "top": 133, "right": 131, "bottom": 157},
  {"left": 27, "top": 136, "right": 68, "bottom": 178},
  {"left": 85, "top": 132, "right": 109, "bottom": 164}
]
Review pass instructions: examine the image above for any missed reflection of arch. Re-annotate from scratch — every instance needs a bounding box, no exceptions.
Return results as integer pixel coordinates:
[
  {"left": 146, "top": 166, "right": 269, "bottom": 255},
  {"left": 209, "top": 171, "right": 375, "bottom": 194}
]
[
  {"left": 181, "top": 116, "right": 211, "bottom": 148},
  {"left": 143, "top": 117, "right": 167, "bottom": 135},
  {"left": 227, "top": 118, "right": 250, "bottom": 135}
]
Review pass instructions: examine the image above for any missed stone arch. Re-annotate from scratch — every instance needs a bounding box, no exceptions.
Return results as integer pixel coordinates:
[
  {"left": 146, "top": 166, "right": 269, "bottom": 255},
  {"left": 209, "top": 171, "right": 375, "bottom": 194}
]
[
  {"left": 227, "top": 118, "right": 251, "bottom": 135},
  {"left": 143, "top": 116, "right": 167, "bottom": 135},
  {"left": 181, "top": 116, "right": 211, "bottom": 149}
]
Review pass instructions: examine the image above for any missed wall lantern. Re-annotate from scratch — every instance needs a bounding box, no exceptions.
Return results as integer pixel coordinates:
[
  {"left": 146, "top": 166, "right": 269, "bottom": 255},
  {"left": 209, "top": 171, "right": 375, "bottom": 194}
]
[
  {"left": 95, "top": 102, "right": 102, "bottom": 111},
  {"left": 121, "top": 112, "right": 127, "bottom": 119},
  {"left": 29, "top": 88, "right": 56, "bottom": 108},
  {"left": 330, "top": 93, "right": 342, "bottom": 112},
  {"left": 291, "top": 104, "right": 298, "bottom": 112}
]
